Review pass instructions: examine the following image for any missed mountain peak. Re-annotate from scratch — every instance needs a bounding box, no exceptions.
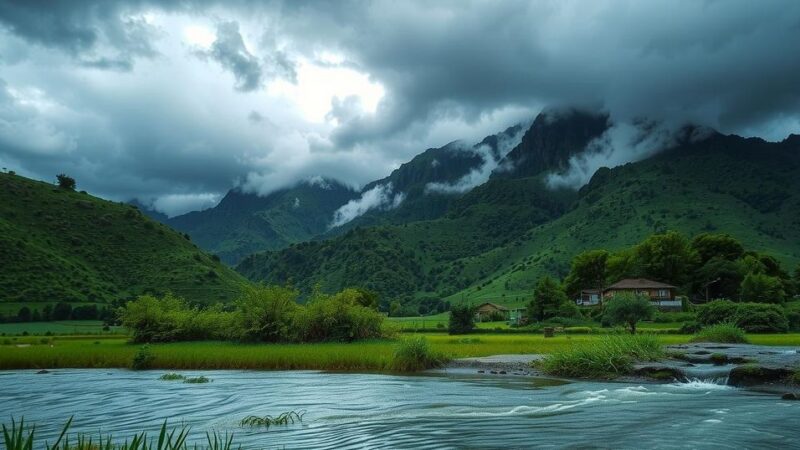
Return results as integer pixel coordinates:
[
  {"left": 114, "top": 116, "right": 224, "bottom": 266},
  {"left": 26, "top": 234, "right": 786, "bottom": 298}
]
[{"left": 493, "top": 108, "right": 610, "bottom": 178}]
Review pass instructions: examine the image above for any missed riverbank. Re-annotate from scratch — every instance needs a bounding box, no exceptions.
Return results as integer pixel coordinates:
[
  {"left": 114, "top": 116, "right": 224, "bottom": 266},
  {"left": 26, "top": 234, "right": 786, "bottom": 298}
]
[{"left": 3, "top": 333, "right": 800, "bottom": 372}]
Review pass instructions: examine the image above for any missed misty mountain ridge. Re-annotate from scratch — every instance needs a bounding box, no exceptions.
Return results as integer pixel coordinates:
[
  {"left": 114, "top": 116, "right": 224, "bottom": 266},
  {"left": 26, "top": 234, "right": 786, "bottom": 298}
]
[{"left": 237, "top": 113, "right": 800, "bottom": 311}]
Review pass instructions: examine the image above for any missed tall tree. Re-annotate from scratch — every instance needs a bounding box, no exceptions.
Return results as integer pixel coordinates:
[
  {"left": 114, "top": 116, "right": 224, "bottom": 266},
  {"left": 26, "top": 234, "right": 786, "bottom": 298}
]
[
  {"left": 56, "top": 173, "right": 76, "bottom": 190},
  {"left": 528, "top": 276, "right": 569, "bottom": 322},
  {"left": 691, "top": 233, "right": 744, "bottom": 265},
  {"left": 564, "top": 249, "right": 609, "bottom": 297},
  {"left": 634, "top": 231, "right": 697, "bottom": 285},
  {"left": 740, "top": 273, "right": 786, "bottom": 304}
]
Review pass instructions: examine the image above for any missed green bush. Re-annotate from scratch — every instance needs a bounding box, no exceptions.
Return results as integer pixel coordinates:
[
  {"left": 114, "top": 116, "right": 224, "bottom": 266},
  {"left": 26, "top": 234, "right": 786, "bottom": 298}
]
[
  {"left": 448, "top": 304, "right": 476, "bottom": 334},
  {"left": 690, "top": 323, "right": 749, "bottom": 343},
  {"left": 293, "top": 289, "right": 384, "bottom": 342},
  {"left": 236, "top": 285, "right": 299, "bottom": 342},
  {"left": 390, "top": 336, "right": 446, "bottom": 371},
  {"left": 121, "top": 294, "right": 235, "bottom": 343},
  {"left": 732, "top": 303, "right": 788, "bottom": 333},
  {"left": 697, "top": 299, "right": 738, "bottom": 325},
  {"left": 537, "top": 334, "right": 664, "bottom": 378}
]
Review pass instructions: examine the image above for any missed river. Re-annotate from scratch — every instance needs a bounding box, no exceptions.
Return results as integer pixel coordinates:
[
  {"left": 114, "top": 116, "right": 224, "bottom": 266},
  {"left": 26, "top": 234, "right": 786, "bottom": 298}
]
[{"left": 1, "top": 369, "right": 797, "bottom": 449}]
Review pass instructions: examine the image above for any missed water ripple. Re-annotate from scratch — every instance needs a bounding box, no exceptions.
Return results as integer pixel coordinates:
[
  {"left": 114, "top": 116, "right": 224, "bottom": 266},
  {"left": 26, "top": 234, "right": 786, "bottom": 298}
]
[{"left": 0, "top": 369, "right": 797, "bottom": 449}]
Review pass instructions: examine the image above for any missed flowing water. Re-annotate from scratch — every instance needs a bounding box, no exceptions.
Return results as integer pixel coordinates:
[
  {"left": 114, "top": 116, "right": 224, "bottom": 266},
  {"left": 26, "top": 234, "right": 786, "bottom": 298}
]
[{"left": 1, "top": 369, "right": 798, "bottom": 449}]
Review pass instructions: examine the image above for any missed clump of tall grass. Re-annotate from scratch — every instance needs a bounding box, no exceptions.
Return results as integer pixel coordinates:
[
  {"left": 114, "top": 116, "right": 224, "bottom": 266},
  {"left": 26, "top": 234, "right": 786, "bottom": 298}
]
[
  {"left": 158, "top": 373, "right": 186, "bottom": 381},
  {"left": 240, "top": 411, "right": 305, "bottom": 427},
  {"left": 690, "top": 323, "right": 749, "bottom": 344},
  {"left": 390, "top": 336, "right": 448, "bottom": 372},
  {"left": 1, "top": 417, "right": 238, "bottom": 450},
  {"left": 183, "top": 376, "right": 211, "bottom": 384},
  {"left": 537, "top": 334, "right": 664, "bottom": 379},
  {"left": 130, "top": 345, "right": 154, "bottom": 370}
]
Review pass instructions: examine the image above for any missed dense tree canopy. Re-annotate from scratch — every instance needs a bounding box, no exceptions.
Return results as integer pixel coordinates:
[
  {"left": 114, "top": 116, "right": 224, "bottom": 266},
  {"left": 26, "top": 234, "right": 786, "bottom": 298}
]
[
  {"left": 564, "top": 250, "right": 609, "bottom": 297},
  {"left": 529, "top": 276, "right": 570, "bottom": 322}
]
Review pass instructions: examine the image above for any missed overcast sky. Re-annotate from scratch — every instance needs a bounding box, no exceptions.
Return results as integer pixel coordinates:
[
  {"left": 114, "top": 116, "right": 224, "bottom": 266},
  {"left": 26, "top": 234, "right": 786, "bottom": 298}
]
[{"left": 1, "top": 0, "right": 799, "bottom": 216}]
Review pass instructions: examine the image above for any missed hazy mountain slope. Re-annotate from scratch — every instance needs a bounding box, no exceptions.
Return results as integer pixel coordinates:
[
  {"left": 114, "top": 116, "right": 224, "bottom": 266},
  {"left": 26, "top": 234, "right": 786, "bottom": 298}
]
[
  {"left": 445, "top": 132, "right": 800, "bottom": 306},
  {"left": 0, "top": 173, "right": 248, "bottom": 305},
  {"left": 327, "top": 124, "right": 527, "bottom": 232},
  {"left": 167, "top": 180, "right": 357, "bottom": 264}
]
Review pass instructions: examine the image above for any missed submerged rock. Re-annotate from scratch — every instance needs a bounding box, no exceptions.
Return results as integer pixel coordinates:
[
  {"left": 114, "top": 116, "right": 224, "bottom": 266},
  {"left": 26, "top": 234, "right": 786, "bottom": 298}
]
[
  {"left": 36, "top": 369, "right": 50, "bottom": 374},
  {"left": 781, "top": 393, "right": 799, "bottom": 400}
]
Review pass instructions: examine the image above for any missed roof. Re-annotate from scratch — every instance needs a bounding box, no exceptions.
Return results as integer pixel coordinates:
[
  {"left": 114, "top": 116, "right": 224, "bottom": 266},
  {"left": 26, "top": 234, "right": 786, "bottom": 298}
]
[
  {"left": 605, "top": 278, "right": 676, "bottom": 290},
  {"left": 476, "top": 302, "right": 509, "bottom": 311}
]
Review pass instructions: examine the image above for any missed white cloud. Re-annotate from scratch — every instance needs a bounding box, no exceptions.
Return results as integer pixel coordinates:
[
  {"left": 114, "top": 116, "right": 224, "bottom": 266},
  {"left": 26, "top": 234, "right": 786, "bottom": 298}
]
[
  {"left": 151, "top": 192, "right": 221, "bottom": 217},
  {"left": 425, "top": 123, "right": 527, "bottom": 194},
  {"left": 545, "top": 120, "right": 691, "bottom": 189},
  {"left": 330, "top": 182, "right": 405, "bottom": 228}
]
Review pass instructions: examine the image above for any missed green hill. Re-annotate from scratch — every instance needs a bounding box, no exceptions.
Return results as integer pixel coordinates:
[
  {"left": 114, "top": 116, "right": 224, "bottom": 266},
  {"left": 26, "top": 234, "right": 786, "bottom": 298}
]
[
  {"left": 0, "top": 173, "right": 248, "bottom": 306},
  {"left": 237, "top": 129, "right": 800, "bottom": 312},
  {"left": 166, "top": 179, "right": 358, "bottom": 264}
]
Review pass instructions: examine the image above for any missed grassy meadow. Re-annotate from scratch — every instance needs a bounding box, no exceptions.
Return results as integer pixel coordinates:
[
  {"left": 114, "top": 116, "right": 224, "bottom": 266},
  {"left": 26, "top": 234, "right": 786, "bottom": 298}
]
[
  {"left": 0, "top": 320, "right": 125, "bottom": 335},
  {"left": 3, "top": 332, "right": 800, "bottom": 372}
]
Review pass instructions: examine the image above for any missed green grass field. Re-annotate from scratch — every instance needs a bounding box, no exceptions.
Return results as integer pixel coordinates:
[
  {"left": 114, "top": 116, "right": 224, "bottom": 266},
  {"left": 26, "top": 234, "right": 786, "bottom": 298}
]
[
  {"left": 2, "top": 333, "right": 799, "bottom": 372},
  {"left": 0, "top": 321, "right": 124, "bottom": 335}
]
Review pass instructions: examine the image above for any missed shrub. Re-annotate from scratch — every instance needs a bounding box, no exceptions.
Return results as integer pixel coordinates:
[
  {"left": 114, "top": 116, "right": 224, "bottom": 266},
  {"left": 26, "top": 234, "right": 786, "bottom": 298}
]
[
  {"left": 292, "top": 290, "right": 384, "bottom": 342},
  {"left": 448, "top": 304, "right": 476, "bottom": 334},
  {"left": 538, "top": 334, "right": 664, "bottom": 378},
  {"left": 121, "top": 294, "right": 234, "bottom": 343},
  {"left": 679, "top": 321, "right": 703, "bottom": 334},
  {"left": 131, "top": 345, "right": 155, "bottom": 370},
  {"left": 236, "top": 285, "right": 299, "bottom": 342},
  {"left": 603, "top": 292, "right": 655, "bottom": 334},
  {"left": 697, "top": 299, "right": 738, "bottom": 325},
  {"left": 691, "top": 323, "right": 749, "bottom": 343},
  {"left": 732, "top": 303, "right": 788, "bottom": 333},
  {"left": 390, "top": 336, "right": 446, "bottom": 371}
]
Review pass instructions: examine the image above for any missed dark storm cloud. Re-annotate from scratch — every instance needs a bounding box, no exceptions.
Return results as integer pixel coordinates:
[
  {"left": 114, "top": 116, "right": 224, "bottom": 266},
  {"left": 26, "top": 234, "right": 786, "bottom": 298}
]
[
  {"left": 0, "top": 0, "right": 161, "bottom": 70},
  {"left": 277, "top": 0, "right": 800, "bottom": 148},
  {"left": 205, "top": 21, "right": 264, "bottom": 91},
  {"left": 1, "top": 0, "right": 799, "bottom": 214}
]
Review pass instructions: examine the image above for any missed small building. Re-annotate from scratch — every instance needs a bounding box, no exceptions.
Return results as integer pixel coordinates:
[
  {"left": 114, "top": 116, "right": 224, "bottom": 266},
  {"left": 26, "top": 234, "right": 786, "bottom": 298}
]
[
  {"left": 577, "top": 289, "right": 602, "bottom": 306},
  {"left": 576, "top": 278, "right": 682, "bottom": 310},
  {"left": 475, "top": 302, "right": 509, "bottom": 321}
]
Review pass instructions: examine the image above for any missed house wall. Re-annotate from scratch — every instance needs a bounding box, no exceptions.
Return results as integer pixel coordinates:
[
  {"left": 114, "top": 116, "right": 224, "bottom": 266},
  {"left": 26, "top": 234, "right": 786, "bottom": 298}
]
[{"left": 603, "top": 288, "right": 674, "bottom": 300}]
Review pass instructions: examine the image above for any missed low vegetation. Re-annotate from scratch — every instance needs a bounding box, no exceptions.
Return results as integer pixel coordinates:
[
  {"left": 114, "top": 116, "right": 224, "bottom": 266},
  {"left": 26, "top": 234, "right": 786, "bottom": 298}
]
[
  {"left": 184, "top": 376, "right": 212, "bottom": 384},
  {"left": 158, "top": 372, "right": 186, "bottom": 381},
  {"left": 690, "top": 323, "right": 749, "bottom": 344},
  {"left": 240, "top": 411, "right": 305, "bottom": 427},
  {"left": 537, "top": 334, "right": 665, "bottom": 379},
  {"left": 390, "top": 336, "right": 447, "bottom": 371},
  {"left": 1, "top": 417, "right": 237, "bottom": 450}
]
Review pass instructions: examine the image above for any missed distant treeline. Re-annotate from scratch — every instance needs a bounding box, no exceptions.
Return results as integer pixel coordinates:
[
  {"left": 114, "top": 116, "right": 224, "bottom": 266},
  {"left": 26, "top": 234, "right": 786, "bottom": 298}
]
[
  {"left": 0, "top": 302, "right": 116, "bottom": 324},
  {"left": 564, "top": 231, "right": 799, "bottom": 302}
]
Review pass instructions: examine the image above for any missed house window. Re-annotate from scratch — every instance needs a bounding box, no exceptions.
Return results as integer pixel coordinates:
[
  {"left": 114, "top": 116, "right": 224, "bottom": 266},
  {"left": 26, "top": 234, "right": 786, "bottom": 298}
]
[{"left": 658, "top": 289, "right": 668, "bottom": 298}]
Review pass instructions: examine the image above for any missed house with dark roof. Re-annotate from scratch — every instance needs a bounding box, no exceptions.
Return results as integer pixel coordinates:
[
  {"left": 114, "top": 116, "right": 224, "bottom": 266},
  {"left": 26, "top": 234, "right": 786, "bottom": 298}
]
[
  {"left": 577, "top": 278, "right": 681, "bottom": 310},
  {"left": 475, "top": 302, "right": 510, "bottom": 320}
]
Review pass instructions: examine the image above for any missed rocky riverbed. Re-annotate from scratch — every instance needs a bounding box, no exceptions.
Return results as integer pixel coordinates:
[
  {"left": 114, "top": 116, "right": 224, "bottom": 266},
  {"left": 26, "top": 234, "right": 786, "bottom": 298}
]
[{"left": 444, "top": 343, "right": 800, "bottom": 399}]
